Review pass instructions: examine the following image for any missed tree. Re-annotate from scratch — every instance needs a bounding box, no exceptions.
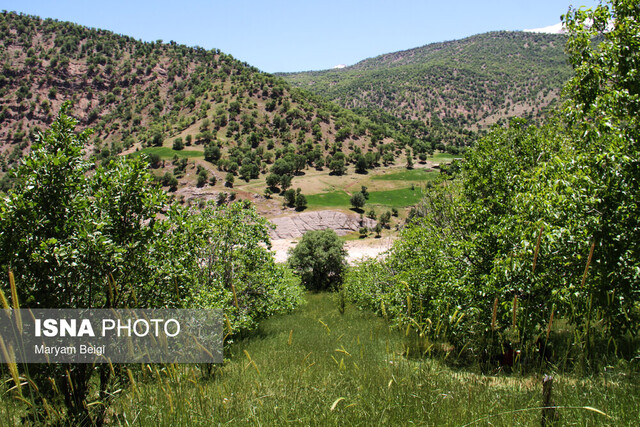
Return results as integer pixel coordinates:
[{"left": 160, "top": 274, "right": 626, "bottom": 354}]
[
  {"left": 0, "top": 103, "right": 171, "bottom": 422},
  {"left": 406, "top": 154, "right": 414, "bottom": 169},
  {"left": 350, "top": 191, "right": 366, "bottom": 211},
  {"left": 559, "top": 0, "right": 640, "bottom": 334},
  {"left": 163, "top": 171, "right": 179, "bottom": 191},
  {"left": 197, "top": 169, "right": 208, "bottom": 187},
  {"left": 225, "top": 172, "right": 234, "bottom": 187},
  {"left": 173, "top": 137, "right": 184, "bottom": 150},
  {"left": 329, "top": 158, "right": 346, "bottom": 175},
  {"left": 266, "top": 173, "right": 280, "bottom": 189},
  {"left": 204, "top": 144, "right": 221, "bottom": 162},
  {"left": 288, "top": 230, "right": 347, "bottom": 291},
  {"left": 295, "top": 192, "right": 307, "bottom": 211},
  {"left": 280, "top": 173, "right": 292, "bottom": 192},
  {"left": 360, "top": 186, "right": 369, "bottom": 200},
  {"left": 355, "top": 155, "right": 368, "bottom": 174},
  {"left": 283, "top": 189, "right": 296, "bottom": 207},
  {"left": 0, "top": 104, "right": 304, "bottom": 423},
  {"left": 271, "top": 158, "right": 293, "bottom": 176},
  {"left": 379, "top": 211, "right": 391, "bottom": 228}
]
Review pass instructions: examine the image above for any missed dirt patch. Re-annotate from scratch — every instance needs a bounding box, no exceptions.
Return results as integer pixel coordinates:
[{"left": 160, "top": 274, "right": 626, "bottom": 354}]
[{"left": 270, "top": 236, "right": 394, "bottom": 265}]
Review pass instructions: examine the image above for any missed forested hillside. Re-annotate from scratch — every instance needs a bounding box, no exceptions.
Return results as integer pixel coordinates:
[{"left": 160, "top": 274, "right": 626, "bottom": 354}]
[
  {"left": 282, "top": 32, "right": 572, "bottom": 147},
  {"left": 0, "top": 11, "right": 410, "bottom": 187}
]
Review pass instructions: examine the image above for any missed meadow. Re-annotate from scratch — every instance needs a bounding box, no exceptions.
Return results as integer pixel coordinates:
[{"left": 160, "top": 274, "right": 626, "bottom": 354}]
[{"left": 17, "top": 293, "right": 630, "bottom": 426}]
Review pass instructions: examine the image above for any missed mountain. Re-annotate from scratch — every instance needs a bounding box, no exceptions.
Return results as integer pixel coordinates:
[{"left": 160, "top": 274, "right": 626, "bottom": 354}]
[
  {"left": 279, "top": 31, "right": 572, "bottom": 146},
  {"left": 0, "top": 11, "right": 403, "bottom": 187}
]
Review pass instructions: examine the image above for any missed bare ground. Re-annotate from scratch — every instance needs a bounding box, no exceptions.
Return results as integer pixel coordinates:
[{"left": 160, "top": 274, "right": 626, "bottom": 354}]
[{"left": 271, "top": 236, "right": 394, "bottom": 265}]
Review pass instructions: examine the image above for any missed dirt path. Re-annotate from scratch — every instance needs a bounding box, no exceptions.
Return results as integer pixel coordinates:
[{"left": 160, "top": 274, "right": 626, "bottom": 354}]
[{"left": 271, "top": 236, "right": 395, "bottom": 265}]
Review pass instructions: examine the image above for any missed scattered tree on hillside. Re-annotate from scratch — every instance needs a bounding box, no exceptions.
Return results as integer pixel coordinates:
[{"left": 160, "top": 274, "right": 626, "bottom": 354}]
[{"left": 350, "top": 191, "right": 366, "bottom": 211}]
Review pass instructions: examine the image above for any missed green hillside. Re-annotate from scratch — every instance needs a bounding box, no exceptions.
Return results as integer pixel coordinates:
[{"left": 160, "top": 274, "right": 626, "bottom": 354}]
[
  {"left": 0, "top": 12, "right": 413, "bottom": 190},
  {"left": 281, "top": 31, "right": 572, "bottom": 146}
]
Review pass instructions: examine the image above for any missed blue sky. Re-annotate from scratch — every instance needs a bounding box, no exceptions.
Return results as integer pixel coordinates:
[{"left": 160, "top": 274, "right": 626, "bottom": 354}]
[{"left": 3, "top": 0, "right": 601, "bottom": 73}]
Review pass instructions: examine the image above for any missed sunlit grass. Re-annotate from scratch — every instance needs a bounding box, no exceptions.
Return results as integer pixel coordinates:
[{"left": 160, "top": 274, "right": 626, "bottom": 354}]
[
  {"left": 372, "top": 168, "right": 440, "bottom": 182},
  {"left": 305, "top": 190, "right": 352, "bottom": 208},
  {"left": 132, "top": 147, "right": 204, "bottom": 159},
  {"left": 102, "top": 293, "right": 637, "bottom": 426},
  {"left": 306, "top": 187, "right": 424, "bottom": 210}
]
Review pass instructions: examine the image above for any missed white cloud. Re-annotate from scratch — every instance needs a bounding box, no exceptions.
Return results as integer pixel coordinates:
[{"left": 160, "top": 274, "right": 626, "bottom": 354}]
[{"left": 523, "top": 22, "right": 565, "bottom": 34}]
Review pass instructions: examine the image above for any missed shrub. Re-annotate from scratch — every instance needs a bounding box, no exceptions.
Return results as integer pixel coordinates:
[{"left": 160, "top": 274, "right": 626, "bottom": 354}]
[{"left": 288, "top": 230, "right": 347, "bottom": 291}]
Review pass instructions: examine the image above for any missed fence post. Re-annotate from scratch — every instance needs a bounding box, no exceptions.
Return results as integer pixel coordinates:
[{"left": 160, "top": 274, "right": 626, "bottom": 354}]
[{"left": 541, "top": 374, "right": 558, "bottom": 426}]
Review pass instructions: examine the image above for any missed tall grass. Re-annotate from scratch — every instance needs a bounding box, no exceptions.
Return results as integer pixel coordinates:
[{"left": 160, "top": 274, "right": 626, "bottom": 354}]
[
  {"left": 99, "top": 294, "right": 636, "bottom": 425},
  {"left": 2, "top": 293, "right": 638, "bottom": 425}
]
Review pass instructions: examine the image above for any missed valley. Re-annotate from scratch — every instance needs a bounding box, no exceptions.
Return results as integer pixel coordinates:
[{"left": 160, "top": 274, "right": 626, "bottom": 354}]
[{"left": 1, "top": 2, "right": 638, "bottom": 425}]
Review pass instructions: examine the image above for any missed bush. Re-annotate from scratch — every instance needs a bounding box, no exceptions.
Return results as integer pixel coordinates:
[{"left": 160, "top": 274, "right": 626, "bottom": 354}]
[{"left": 288, "top": 230, "right": 347, "bottom": 291}]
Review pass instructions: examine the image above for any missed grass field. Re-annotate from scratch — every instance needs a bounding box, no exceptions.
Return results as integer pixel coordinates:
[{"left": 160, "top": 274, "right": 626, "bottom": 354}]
[
  {"left": 367, "top": 187, "right": 424, "bottom": 207},
  {"left": 372, "top": 168, "right": 440, "bottom": 182},
  {"left": 305, "top": 190, "right": 351, "bottom": 208},
  {"left": 429, "top": 152, "right": 461, "bottom": 163},
  {"left": 97, "top": 293, "right": 637, "bottom": 425},
  {"left": 133, "top": 147, "right": 204, "bottom": 159},
  {"left": 306, "top": 187, "right": 425, "bottom": 210}
]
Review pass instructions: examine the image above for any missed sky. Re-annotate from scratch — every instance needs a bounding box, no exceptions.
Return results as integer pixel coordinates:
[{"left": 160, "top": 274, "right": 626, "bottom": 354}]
[{"left": 3, "top": 0, "right": 601, "bottom": 73}]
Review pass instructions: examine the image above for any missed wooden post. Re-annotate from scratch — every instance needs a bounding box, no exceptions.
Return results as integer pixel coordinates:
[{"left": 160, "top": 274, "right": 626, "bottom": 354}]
[{"left": 541, "top": 375, "right": 558, "bottom": 426}]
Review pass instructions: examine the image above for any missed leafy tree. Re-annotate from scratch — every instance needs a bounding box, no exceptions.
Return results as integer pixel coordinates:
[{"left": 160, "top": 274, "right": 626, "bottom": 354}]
[
  {"left": 148, "top": 152, "right": 162, "bottom": 168},
  {"left": 0, "top": 104, "right": 172, "bottom": 422},
  {"left": 173, "top": 137, "right": 184, "bottom": 150},
  {"left": 197, "top": 168, "right": 208, "bottom": 187},
  {"left": 225, "top": 172, "right": 234, "bottom": 187},
  {"left": 283, "top": 188, "right": 296, "bottom": 207},
  {"left": 355, "top": 155, "right": 368, "bottom": 173},
  {"left": 266, "top": 173, "right": 280, "bottom": 189},
  {"left": 558, "top": 0, "right": 640, "bottom": 333},
  {"left": 295, "top": 192, "right": 307, "bottom": 211},
  {"left": 329, "top": 158, "right": 346, "bottom": 175},
  {"left": 379, "top": 211, "right": 391, "bottom": 228},
  {"left": 280, "top": 173, "right": 292, "bottom": 192},
  {"left": 344, "top": 0, "right": 640, "bottom": 365},
  {"left": 271, "top": 158, "right": 293, "bottom": 176},
  {"left": 360, "top": 185, "right": 369, "bottom": 199},
  {"left": 350, "top": 191, "right": 366, "bottom": 211},
  {"left": 163, "top": 171, "right": 179, "bottom": 191},
  {"left": 204, "top": 144, "right": 221, "bottom": 163},
  {"left": 288, "top": 230, "right": 347, "bottom": 291}
]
